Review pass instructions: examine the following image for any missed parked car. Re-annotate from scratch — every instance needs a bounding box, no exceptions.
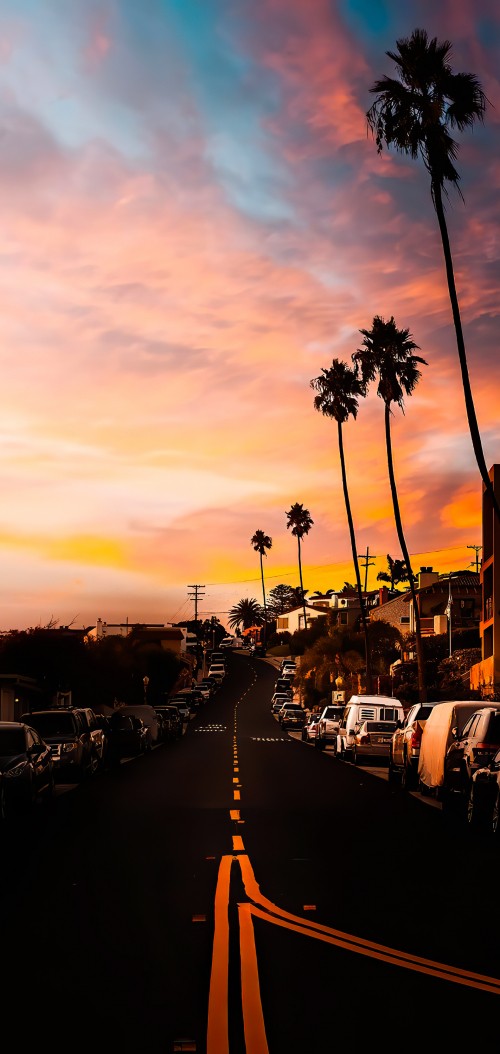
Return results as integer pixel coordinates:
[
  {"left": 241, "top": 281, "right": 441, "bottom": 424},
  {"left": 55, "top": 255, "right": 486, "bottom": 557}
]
[
  {"left": 73, "top": 707, "right": 107, "bottom": 768},
  {"left": 24, "top": 708, "right": 98, "bottom": 781},
  {"left": 271, "top": 690, "right": 293, "bottom": 707},
  {"left": 388, "top": 701, "right": 443, "bottom": 790},
  {"left": 466, "top": 747, "right": 500, "bottom": 833},
  {"left": 302, "top": 712, "right": 322, "bottom": 742},
  {"left": 114, "top": 704, "right": 160, "bottom": 745},
  {"left": 220, "top": 637, "right": 235, "bottom": 649},
  {"left": 315, "top": 704, "right": 345, "bottom": 752},
  {"left": 168, "top": 698, "right": 191, "bottom": 722},
  {"left": 276, "top": 704, "right": 303, "bottom": 729},
  {"left": 337, "top": 696, "right": 404, "bottom": 762},
  {"left": 0, "top": 720, "right": 54, "bottom": 811},
  {"left": 208, "top": 663, "right": 226, "bottom": 683},
  {"left": 200, "top": 678, "right": 218, "bottom": 697},
  {"left": 275, "top": 677, "right": 294, "bottom": 694},
  {"left": 175, "top": 688, "right": 204, "bottom": 709},
  {"left": 155, "top": 706, "right": 183, "bottom": 740},
  {"left": 417, "top": 700, "right": 494, "bottom": 798},
  {"left": 280, "top": 705, "right": 307, "bottom": 731},
  {"left": 351, "top": 719, "right": 399, "bottom": 766},
  {"left": 441, "top": 706, "right": 500, "bottom": 817},
  {"left": 281, "top": 662, "right": 297, "bottom": 677},
  {"left": 106, "top": 712, "right": 151, "bottom": 763}
]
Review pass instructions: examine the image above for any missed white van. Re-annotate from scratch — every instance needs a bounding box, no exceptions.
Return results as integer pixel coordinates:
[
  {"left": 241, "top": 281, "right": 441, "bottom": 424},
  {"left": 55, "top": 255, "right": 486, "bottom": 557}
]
[
  {"left": 417, "top": 699, "right": 493, "bottom": 798},
  {"left": 337, "top": 695, "right": 404, "bottom": 761}
]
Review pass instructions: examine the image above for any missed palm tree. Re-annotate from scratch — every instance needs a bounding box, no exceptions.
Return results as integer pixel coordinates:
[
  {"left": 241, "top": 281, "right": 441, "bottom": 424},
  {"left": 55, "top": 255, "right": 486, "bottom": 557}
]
[
  {"left": 353, "top": 315, "right": 428, "bottom": 703},
  {"left": 250, "top": 530, "right": 272, "bottom": 648},
  {"left": 227, "top": 598, "right": 263, "bottom": 633},
  {"left": 377, "top": 554, "right": 416, "bottom": 591},
  {"left": 311, "top": 359, "right": 373, "bottom": 693},
  {"left": 285, "top": 503, "right": 313, "bottom": 634},
  {"left": 367, "top": 28, "right": 500, "bottom": 520}
]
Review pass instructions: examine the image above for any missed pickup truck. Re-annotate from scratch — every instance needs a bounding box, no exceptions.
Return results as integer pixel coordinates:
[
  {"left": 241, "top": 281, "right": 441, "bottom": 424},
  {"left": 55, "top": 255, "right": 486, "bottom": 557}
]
[{"left": 315, "top": 704, "right": 345, "bottom": 752}]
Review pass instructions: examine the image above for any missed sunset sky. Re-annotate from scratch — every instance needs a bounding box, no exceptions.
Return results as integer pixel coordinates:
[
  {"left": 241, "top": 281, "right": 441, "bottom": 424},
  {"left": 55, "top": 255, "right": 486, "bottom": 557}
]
[{"left": 0, "top": 0, "right": 498, "bottom": 631}]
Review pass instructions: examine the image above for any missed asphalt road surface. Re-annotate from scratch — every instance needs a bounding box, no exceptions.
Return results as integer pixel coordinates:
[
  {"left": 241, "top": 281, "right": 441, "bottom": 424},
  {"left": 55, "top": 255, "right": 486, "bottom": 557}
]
[{"left": 2, "top": 651, "right": 499, "bottom": 1053}]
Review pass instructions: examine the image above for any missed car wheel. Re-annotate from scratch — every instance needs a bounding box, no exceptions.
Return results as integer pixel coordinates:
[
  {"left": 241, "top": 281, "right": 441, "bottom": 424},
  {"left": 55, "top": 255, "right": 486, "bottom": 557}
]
[
  {"left": 315, "top": 737, "right": 324, "bottom": 750},
  {"left": 352, "top": 748, "right": 358, "bottom": 766},
  {"left": 400, "top": 755, "right": 411, "bottom": 791}
]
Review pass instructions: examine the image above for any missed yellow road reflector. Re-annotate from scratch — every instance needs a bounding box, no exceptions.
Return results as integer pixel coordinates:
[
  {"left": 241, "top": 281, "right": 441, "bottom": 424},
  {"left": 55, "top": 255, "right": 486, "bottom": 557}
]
[
  {"left": 303, "top": 905, "right": 317, "bottom": 912},
  {"left": 192, "top": 914, "right": 207, "bottom": 923}
]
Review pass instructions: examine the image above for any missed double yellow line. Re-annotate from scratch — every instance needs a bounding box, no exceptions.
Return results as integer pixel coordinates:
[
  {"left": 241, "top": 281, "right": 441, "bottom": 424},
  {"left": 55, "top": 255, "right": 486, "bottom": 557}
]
[{"left": 207, "top": 851, "right": 500, "bottom": 1054}]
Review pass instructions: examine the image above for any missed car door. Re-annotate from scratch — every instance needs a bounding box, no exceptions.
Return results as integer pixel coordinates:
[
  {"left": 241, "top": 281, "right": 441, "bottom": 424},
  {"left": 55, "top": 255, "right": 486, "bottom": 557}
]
[{"left": 28, "top": 727, "right": 52, "bottom": 794}]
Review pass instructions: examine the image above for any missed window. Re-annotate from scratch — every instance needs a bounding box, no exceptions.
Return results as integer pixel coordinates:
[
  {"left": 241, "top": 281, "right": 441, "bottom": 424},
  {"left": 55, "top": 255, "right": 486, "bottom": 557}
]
[
  {"left": 277, "top": 617, "right": 289, "bottom": 630},
  {"left": 339, "top": 612, "right": 348, "bottom": 625},
  {"left": 400, "top": 616, "right": 410, "bottom": 625}
]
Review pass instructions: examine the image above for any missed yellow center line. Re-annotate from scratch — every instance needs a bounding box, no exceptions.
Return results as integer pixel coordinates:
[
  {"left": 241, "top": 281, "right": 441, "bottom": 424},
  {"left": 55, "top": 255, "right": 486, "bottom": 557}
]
[
  {"left": 206, "top": 856, "right": 232, "bottom": 1054},
  {"left": 239, "top": 903, "right": 270, "bottom": 1054},
  {"left": 232, "top": 835, "right": 245, "bottom": 852},
  {"left": 233, "top": 789, "right": 240, "bottom": 800}
]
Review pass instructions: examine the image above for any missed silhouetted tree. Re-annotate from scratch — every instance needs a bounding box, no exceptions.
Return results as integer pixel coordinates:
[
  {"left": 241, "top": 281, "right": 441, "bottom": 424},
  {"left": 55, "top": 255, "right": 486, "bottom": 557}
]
[
  {"left": 367, "top": 28, "right": 500, "bottom": 520},
  {"left": 285, "top": 503, "right": 313, "bottom": 635},
  {"left": 354, "top": 315, "right": 428, "bottom": 703}
]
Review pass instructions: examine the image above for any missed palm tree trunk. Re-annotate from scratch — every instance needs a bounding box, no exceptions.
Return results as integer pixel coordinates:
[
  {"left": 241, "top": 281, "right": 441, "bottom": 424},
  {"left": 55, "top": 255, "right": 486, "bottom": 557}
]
[
  {"left": 433, "top": 181, "right": 500, "bottom": 520},
  {"left": 384, "top": 403, "right": 427, "bottom": 703},
  {"left": 260, "top": 553, "right": 267, "bottom": 648},
  {"left": 338, "top": 421, "right": 373, "bottom": 693},
  {"left": 297, "top": 538, "right": 308, "bottom": 632}
]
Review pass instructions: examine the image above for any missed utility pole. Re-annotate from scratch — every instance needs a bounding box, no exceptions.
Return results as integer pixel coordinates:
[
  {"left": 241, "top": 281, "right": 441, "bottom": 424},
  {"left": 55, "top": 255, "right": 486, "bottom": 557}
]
[
  {"left": 467, "top": 545, "right": 482, "bottom": 574},
  {"left": 357, "top": 546, "right": 377, "bottom": 593},
  {"left": 187, "top": 584, "right": 205, "bottom": 628}
]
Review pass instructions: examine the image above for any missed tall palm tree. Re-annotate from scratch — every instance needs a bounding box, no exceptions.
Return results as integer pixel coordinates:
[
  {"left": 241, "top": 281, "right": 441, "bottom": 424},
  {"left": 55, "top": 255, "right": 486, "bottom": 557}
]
[
  {"left": 367, "top": 28, "right": 500, "bottom": 520},
  {"left": 227, "top": 598, "right": 263, "bottom": 633},
  {"left": 250, "top": 530, "right": 272, "bottom": 648},
  {"left": 353, "top": 315, "right": 428, "bottom": 703},
  {"left": 285, "top": 503, "right": 313, "bottom": 634},
  {"left": 310, "top": 359, "right": 373, "bottom": 694}
]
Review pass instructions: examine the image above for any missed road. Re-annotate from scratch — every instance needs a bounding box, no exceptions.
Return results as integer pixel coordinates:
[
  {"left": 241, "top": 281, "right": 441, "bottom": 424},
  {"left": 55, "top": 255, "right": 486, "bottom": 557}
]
[{"left": 2, "top": 651, "right": 499, "bottom": 1053}]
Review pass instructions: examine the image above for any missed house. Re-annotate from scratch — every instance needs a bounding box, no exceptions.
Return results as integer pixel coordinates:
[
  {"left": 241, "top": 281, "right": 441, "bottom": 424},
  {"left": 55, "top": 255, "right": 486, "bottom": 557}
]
[
  {"left": 471, "top": 464, "right": 500, "bottom": 695},
  {"left": 369, "top": 567, "right": 480, "bottom": 638},
  {"left": 275, "top": 604, "right": 329, "bottom": 635}
]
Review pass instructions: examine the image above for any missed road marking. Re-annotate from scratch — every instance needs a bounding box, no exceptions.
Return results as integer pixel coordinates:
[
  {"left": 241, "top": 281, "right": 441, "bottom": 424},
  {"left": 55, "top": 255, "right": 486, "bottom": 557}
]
[
  {"left": 230, "top": 810, "right": 240, "bottom": 821},
  {"left": 239, "top": 903, "right": 270, "bottom": 1054},
  {"left": 233, "top": 790, "right": 240, "bottom": 800},
  {"left": 237, "top": 854, "right": 500, "bottom": 995},
  {"left": 232, "top": 835, "right": 245, "bottom": 852},
  {"left": 206, "top": 856, "right": 231, "bottom": 1054}
]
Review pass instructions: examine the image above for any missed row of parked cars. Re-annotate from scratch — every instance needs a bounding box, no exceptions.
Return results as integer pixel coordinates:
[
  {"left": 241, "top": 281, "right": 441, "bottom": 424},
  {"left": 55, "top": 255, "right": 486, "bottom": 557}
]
[
  {"left": 273, "top": 661, "right": 500, "bottom": 837},
  {"left": 0, "top": 668, "right": 227, "bottom": 820}
]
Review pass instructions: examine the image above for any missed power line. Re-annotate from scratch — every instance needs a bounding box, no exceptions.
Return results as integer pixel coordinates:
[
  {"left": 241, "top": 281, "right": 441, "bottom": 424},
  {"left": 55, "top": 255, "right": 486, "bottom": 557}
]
[{"left": 202, "top": 544, "right": 478, "bottom": 588}]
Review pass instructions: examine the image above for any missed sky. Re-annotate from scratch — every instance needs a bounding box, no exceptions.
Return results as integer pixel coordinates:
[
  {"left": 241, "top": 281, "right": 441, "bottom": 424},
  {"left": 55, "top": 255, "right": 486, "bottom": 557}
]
[{"left": 0, "top": 0, "right": 498, "bottom": 632}]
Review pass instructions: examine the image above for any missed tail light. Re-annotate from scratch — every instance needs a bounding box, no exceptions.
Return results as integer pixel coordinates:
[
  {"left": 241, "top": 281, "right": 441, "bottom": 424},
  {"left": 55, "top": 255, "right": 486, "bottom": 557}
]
[
  {"left": 359, "top": 734, "right": 370, "bottom": 744},
  {"left": 410, "top": 723, "right": 423, "bottom": 749}
]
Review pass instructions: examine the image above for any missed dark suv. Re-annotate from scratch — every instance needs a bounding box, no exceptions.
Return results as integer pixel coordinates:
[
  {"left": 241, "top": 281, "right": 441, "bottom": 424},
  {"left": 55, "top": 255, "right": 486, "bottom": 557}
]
[
  {"left": 441, "top": 706, "right": 500, "bottom": 817},
  {"left": 23, "top": 709, "right": 98, "bottom": 782}
]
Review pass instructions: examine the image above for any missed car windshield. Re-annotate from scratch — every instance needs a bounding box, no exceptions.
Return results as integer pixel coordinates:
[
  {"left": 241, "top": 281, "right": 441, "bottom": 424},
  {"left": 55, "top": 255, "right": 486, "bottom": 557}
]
[
  {"left": 28, "top": 712, "right": 75, "bottom": 736},
  {"left": 0, "top": 729, "right": 26, "bottom": 754}
]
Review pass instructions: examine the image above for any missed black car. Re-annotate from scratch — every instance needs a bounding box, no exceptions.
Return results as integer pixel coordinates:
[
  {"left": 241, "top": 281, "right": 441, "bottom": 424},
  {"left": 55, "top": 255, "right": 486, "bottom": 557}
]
[
  {"left": 467, "top": 747, "right": 500, "bottom": 833},
  {"left": 154, "top": 706, "right": 183, "bottom": 740},
  {"left": 23, "top": 709, "right": 98, "bottom": 782},
  {"left": 0, "top": 721, "right": 54, "bottom": 811},
  {"left": 442, "top": 706, "right": 500, "bottom": 817},
  {"left": 106, "top": 712, "right": 151, "bottom": 763}
]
